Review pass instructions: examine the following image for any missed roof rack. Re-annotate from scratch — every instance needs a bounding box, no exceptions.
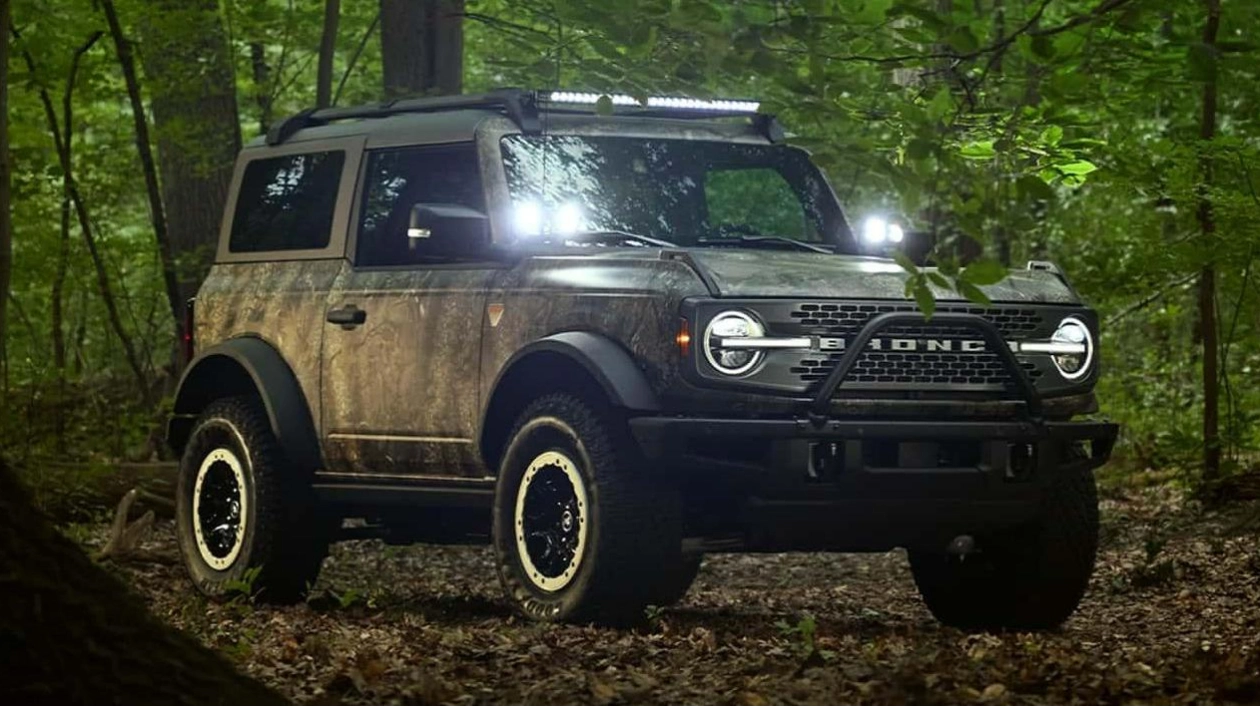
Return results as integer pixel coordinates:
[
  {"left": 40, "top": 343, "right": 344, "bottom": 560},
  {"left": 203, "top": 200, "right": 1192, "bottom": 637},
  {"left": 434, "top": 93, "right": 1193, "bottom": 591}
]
[
  {"left": 266, "top": 88, "right": 540, "bottom": 145},
  {"left": 266, "top": 88, "right": 784, "bottom": 145}
]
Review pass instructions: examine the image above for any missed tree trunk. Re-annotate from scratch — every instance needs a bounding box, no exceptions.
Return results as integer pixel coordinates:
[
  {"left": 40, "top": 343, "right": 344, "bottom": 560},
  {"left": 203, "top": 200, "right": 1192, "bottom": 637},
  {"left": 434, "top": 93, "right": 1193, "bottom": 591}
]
[
  {"left": 140, "top": 0, "right": 241, "bottom": 303},
  {"left": 0, "top": 0, "right": 12, "bottom": 393},
  {"left": 16, "top": 39, "right": 153, "bottom": 407},
  {"left": 1198, "top": 0, "right": 1221, "bottom": 483},
  {"left": 0, "top": 458, "right": 283, "bottom": 703},
  {"left": 51, "top": 32, "right": 101, "bottom": 450},
  {"left": 379, "top": 0, "right": 463, "bottom": 98},
  {"left": 250, "top": 42, "right": 273, "bottom": 134},
  {"left": 316, "top": 0, "right": 340, "bottom": 108},
  {"left": 101, "top": 0, "right": 183, "bottom": 364}
]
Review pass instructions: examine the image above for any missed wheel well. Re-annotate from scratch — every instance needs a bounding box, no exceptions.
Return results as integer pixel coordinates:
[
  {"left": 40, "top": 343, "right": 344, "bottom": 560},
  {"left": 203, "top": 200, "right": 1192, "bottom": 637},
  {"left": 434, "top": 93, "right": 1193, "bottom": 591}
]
[
  {"left": 168, "top": 356, "right": 260, "bottom": 454},
  {"left": 479, "top": 351, "right": 612, "bottom": 474}
]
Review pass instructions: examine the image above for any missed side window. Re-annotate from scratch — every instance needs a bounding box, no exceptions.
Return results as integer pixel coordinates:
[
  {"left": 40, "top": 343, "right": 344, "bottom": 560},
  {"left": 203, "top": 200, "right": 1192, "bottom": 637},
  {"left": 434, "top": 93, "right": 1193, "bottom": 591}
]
[
  {"left": 357, "top": 144, "right": 484, "bottom": 266},
  {"left": 229, "top": 151, "right": 345, "bottom": 252},
  {"left": 704, "top": 167, "right": 812, "bottom": 240}
]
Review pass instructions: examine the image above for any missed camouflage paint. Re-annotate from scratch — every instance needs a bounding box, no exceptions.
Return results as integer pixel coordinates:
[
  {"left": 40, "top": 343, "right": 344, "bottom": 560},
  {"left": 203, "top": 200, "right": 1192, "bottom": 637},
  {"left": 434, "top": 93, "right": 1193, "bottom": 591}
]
[
  {"left": 194, "top": 259, "right": 343, "bottom": 439},
  {"left": 320, "top": 265, "right": 497, "bottom": 476}
]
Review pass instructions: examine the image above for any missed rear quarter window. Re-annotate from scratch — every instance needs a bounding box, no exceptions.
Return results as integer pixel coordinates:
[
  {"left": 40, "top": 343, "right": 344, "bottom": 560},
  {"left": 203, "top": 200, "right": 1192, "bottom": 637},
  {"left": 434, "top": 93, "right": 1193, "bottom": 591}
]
[{"left": 229, "top": 150, "right": 345, "bottom": 253}]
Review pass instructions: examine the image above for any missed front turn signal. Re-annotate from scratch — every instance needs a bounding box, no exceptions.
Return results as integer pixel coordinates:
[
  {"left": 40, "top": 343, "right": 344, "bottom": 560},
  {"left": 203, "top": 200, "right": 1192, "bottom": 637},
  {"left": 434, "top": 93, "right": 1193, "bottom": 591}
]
[{"left": 676, "top": 317, "right": 691, "bottom": 357}]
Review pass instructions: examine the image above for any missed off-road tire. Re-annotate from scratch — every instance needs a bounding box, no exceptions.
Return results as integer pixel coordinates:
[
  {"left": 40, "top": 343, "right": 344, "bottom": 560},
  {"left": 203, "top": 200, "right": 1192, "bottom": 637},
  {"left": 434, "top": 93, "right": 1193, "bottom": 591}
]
[
  {"left": 176, "top": 396, "right": 329, "bottom": 603},
  {"left": 493, "top": 393, "right": 682, "bottom": 625},
  {"left": 648, "top": 552, "right": 703, "bottom": 607},
  {"left": 908, "top": 465, "right": 1099, "bottom": 631}
]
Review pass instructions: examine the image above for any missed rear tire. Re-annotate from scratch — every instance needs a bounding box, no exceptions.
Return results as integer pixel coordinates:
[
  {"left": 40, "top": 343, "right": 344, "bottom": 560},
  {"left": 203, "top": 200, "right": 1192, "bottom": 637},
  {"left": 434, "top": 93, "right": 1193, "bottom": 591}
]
[
  {"left": 176, "top": 396, "right": 329, "bottom": 603},
  {"left": 492, "top": 393, "right": 682, "bottom": 625},
  {"left": 909, "top": 466, "right": 1099, "bottom": 631}
]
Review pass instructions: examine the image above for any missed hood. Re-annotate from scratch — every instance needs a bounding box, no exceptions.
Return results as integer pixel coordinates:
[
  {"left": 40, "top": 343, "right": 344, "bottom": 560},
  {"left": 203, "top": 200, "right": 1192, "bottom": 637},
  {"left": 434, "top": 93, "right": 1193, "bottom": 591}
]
[{"left": 683, "top": 249, "right": 1079, "bottom": 304}]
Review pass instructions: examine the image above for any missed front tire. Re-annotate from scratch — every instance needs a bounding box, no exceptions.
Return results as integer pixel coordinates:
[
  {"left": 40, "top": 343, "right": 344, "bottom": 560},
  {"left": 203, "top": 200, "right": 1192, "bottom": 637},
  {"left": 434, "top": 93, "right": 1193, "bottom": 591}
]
[
  {"left": 492, "top": 393, "right": 682, "bottom": 625},
  {"left": 908, "top": 466, "right": 1099, "bottom": 631},
  {"left": 176, "top": 396, "right": 328, "bottom": 603}
]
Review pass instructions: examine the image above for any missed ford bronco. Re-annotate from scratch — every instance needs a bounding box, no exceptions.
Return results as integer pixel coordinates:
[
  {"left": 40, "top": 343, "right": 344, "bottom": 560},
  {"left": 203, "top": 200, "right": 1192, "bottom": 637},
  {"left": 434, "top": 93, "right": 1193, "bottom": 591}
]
[{"left": 167, "top": 89, "right": 1117, "bottom": 628}]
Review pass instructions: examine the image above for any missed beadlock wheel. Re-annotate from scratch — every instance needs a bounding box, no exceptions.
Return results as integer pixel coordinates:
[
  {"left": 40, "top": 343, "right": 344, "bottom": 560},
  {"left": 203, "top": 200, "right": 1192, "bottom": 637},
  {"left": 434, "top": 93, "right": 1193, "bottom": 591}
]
[
  {"left": 514, "top": 451, "right": 588, "bottom": 592},
  {"left": 191, "top": 447, "right": 249, "bottom": 570}
]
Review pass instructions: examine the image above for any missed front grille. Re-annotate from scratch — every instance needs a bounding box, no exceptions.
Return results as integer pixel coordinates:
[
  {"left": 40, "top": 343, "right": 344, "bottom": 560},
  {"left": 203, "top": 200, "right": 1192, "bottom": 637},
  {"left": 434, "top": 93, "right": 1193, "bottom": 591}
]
[
  {"left": 790, "top": 302, "right": 1043, "bottom": 338},
  {"left": 790, "top": 351, "right": 1043, "bottom": 386},
  {"left": 783, "top": 302, "right": 1047, "bottom": 390}
]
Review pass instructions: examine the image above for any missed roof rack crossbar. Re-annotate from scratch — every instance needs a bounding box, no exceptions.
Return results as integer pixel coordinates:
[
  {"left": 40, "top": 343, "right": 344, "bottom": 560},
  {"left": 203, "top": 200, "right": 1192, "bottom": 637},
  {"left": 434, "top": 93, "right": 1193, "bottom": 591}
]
[{"left": 266, "top": 89, "right": 540, "bottom": 145}]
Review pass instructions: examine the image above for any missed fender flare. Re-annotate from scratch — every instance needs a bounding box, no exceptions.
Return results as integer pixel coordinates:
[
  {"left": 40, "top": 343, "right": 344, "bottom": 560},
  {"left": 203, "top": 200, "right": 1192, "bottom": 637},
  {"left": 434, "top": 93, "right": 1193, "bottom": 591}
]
[
  {"left": 478, "top": 332, "right": 660, "bottom": 462},
  {"left": 168, "top": 337, "right": 322, "bottom": 473}
]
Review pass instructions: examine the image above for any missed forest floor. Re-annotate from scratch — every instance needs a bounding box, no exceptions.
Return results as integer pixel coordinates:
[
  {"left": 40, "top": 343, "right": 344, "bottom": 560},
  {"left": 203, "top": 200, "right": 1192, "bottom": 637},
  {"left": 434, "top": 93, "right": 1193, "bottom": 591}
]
[{"left": 78, "top": 480, "right": 1260, "bottom": 705}]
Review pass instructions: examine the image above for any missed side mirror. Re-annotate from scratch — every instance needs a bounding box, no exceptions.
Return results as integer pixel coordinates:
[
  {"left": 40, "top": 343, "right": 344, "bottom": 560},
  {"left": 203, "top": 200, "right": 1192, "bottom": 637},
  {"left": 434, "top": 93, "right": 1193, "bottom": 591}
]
[{"left": 408, "top": 203, "right": 490, "bottom": 257}]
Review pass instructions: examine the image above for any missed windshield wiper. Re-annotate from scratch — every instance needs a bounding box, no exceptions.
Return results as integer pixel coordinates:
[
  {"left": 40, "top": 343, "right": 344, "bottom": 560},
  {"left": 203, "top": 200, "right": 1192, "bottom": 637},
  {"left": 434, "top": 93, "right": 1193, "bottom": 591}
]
[
  {"left": 695, "top": 234, "right": 834, "bottom": 254},
  {"left": 560, "top": 230, "right": 680, "bottom": 249}
]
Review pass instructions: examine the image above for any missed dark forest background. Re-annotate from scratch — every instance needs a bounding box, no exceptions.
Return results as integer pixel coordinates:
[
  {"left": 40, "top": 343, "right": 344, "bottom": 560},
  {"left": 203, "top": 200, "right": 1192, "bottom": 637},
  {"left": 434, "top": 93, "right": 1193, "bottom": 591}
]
[{"left": 1, "top": 0, "right": 1258, "bottom": 500}]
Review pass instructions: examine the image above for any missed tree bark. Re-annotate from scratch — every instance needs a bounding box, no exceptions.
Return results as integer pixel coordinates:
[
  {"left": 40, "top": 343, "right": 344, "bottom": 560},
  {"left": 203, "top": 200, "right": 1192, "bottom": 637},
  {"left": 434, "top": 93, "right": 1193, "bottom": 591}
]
[
  {"left": 101, "top": 0, "right": 183, "bottom": 366},
  {"left": 0, "top": 458, "right": 283, "bottom": 703},
  {"left": 316, "top": 0, "right": 340, "bottom": 108},
  {"left": 0, "top": 0, "right": 12, "bottom": 393},
  {"left": 139, "top": 0, "right": 241, "bottom": 303},
  {"left": 250, "top": 42, "right": 273, "bottom": 134},
  {"left": 16, "top": 38, "right": 153, "bottom": 407},
  {"left": 1197, "top": 0, "right": 1221, "bottom": 483},
  {"left": 379, "top": 0, "right": 463, "bottom": 98}
]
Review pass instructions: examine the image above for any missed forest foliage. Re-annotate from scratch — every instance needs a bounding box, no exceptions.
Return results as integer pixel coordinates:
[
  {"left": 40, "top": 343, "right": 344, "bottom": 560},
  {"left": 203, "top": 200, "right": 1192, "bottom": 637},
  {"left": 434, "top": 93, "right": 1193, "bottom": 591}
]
[{"left": 1, "top": 0, "right": 1258, "bottom": 493}]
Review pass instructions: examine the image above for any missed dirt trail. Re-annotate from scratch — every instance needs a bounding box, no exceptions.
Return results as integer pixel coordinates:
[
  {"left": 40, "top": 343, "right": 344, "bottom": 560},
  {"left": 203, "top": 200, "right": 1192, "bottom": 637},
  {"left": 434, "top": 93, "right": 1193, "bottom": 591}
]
[{"left": 95, "top": 487, "right": 1260, "bottom": 704}]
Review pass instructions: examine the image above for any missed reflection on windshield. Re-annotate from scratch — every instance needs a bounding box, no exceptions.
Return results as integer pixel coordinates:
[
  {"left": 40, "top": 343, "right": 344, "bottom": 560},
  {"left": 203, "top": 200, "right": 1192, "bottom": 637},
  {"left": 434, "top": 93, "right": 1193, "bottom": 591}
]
[{"left": 500, "top": 135, "right": 847, "bottom": 250}]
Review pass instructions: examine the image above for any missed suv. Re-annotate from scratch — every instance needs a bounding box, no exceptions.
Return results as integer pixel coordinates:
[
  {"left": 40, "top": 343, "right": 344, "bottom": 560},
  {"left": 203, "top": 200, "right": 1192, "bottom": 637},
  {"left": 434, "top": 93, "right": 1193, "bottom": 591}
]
[{"left": 168, "top": 89, "right": 1117, "bottom": 629}]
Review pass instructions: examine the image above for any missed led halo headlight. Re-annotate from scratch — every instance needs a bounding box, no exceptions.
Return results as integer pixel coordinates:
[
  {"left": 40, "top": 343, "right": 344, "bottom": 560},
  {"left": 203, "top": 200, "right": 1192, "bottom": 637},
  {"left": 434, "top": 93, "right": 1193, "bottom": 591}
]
[
  {"left": 1050, "top": 316, "right": 1094, "bottom": 380},
  {"left": 703, "top": 311, "right": 766, "bottom": 376}
]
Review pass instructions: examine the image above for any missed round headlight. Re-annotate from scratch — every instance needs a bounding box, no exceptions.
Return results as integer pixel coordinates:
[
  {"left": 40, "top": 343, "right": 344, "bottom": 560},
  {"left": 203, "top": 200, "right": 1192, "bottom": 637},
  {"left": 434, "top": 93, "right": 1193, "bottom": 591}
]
[
  {"left": 1051, "top": 316, "right": 1093, "bottom": 379},
  {"left": 703, "top": 311, "right": 765, "bottom": 376}
]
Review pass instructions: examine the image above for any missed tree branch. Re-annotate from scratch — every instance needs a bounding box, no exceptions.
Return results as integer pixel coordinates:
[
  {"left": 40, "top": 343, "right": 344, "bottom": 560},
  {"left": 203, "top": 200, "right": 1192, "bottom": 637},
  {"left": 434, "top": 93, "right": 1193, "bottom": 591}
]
[{"left": 771, "top": 0, "right": 1134, "bottom": 66}]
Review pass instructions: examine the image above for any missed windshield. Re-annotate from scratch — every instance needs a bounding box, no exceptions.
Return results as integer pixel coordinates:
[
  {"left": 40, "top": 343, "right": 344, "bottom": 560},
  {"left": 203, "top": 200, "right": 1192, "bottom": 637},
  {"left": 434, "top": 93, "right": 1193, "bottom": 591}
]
[{"left": 499, "top": 135, "right": 853, "bottom": 251}]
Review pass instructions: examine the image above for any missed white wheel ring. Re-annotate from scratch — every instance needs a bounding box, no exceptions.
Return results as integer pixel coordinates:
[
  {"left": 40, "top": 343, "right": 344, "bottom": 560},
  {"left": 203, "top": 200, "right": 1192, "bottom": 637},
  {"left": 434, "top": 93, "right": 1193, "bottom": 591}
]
[
  {"left": 192, "top": 447, "right": 249, "bottom": 570},
  {"left": 514, "top": 451, "right": 589, "bottom": 592}
]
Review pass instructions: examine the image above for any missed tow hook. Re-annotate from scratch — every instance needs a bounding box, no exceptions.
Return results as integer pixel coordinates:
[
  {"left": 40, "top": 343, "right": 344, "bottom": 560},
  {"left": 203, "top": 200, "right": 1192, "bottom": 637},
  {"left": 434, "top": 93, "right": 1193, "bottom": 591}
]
[{"left": 947, "top": 534, "right": 976, "bottom": 557}]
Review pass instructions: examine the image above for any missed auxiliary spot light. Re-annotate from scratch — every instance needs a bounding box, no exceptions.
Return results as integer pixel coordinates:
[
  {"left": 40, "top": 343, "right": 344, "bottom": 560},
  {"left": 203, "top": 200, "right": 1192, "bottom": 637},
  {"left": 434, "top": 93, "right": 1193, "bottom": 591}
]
[{"left": 861, "top": 216, "right": 904, "bottom": 246}]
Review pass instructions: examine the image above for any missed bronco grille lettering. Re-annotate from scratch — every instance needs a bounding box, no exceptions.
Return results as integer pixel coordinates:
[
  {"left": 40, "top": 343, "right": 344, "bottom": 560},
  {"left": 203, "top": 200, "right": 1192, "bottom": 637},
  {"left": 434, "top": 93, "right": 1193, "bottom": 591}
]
[{"left": 816, "top": 337, "right": 1020, "bottom": 353}]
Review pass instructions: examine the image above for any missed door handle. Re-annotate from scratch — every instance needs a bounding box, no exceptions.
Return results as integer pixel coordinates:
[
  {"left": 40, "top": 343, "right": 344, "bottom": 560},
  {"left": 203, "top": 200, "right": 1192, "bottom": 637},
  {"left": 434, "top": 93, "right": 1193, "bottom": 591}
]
[{"left": 326, "top": 304, "right": 367, "bottom": 330}]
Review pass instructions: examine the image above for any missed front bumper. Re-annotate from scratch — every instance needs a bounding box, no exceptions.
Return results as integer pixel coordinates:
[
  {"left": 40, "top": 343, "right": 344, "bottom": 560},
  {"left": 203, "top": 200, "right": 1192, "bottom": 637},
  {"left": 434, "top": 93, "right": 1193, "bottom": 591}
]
[
  {"left": 630, "top": 414, "right": 1118, "bottom": 552},
  {"left": 632, "top": 310, "right": 1119, "bottom": 552}
]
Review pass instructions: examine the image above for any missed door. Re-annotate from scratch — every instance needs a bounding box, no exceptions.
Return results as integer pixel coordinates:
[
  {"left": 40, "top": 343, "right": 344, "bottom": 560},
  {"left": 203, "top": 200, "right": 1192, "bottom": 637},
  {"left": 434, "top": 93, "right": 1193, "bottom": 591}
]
[{"left": 320, "top": 143, "right": 496, "bottom": 478}]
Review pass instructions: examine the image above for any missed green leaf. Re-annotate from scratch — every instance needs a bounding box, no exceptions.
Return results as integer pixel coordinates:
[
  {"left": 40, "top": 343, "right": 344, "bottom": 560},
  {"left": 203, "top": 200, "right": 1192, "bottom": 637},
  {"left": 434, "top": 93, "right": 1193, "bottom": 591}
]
[
  {"left": 927, "top": 87, "right": 953, "bottom": 121},
  {"left": 960, "top": 259, "right": 1007, "bottom": 286},
  {"left": 855, "top": 0, "right": 893, "bottom": 23},
  {"left": 1058, "top": 160, "right": 1098, "bottom": 176},
  {"left": 947, "top": 27, "right": 978, "bottom": 53},
  {"left": 959, "top": 140, "right": 996, "bottom": 160},
  {"left": 1031, "top": 34, "right": 1054, "bottom": 59},
  {"left": 956, "top": 280, "right": 992, "bottom": 306},
  {"left": 1188, "top": 42, "right": 1218, "bottom": 82},
  {"left": 893, "top": 250, "right": 918, "bottom": 274},
  {"left": 1053, "top": 30, "right": 1086, "bottom": 57},
  {"left": 914, "top": 283, "right": 937, "bottom": 319},
  {"left": 595, "top": 95, "right": 614, "bottom": 115},
  {"left": 1040, "top": 125, "right": 1063, "bottom": 147},
  {"left": 906, "top": 138, "right": 936, "bottom": 161},
  {"left": 928, "top": 272, "right": 951, "bottom": 289}
]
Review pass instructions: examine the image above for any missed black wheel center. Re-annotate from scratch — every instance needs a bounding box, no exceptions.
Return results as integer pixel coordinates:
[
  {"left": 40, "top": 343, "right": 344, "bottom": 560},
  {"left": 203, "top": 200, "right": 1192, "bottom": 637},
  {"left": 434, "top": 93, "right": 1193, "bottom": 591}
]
[
  {"left": 522, "top": 466, "right": 582, "bottom": 579},
  {"left": 198, "top": 460, "right": 242, "bottom": 558}
]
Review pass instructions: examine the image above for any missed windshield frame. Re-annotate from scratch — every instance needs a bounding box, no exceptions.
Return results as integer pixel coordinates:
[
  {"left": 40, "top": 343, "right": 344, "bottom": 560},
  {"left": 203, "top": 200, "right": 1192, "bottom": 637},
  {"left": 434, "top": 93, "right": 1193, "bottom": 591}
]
[{"left": 474, "top": 115, "right": 856, "bottom": 253}]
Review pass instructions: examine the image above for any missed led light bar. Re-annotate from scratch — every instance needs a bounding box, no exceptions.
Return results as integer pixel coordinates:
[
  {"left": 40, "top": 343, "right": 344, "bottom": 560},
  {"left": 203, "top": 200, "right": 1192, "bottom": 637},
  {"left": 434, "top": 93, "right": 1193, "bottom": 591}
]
[
  {"left": 544, "top": 91, "right": 760, "bottom": 113},
  {"left": 547, "top": 91, "right": 641, "bottom": 106},
  {"left": 646, "top": 96, "right": 760, "bottom": 112}
]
